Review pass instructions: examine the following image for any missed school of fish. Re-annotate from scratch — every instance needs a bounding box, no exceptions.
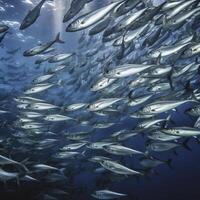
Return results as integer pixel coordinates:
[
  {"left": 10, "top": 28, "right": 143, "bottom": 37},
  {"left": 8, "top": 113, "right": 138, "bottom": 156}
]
[{"left": 1, "top": 0, "right": 200, "bottom": 199}]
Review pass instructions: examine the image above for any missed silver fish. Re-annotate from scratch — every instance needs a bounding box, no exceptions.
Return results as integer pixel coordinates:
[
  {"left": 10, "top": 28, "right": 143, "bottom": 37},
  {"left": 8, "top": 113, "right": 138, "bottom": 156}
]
[
  {"left": 44, "top": 114, "right": 74, "bottom": 122},
  {"left": 23, "top": 33, "right": 64, "bottom": 56},
  {"left": 139, "top": 100, "right": 195, "bottom": 115},
  {"left": 91, "top": 190, "right": 127, "bottom": 199},
  {"left": 103, "top": 144, "right": 144, "bottom": 156},
  {"left": 66, "top": 0, "right": 125, "bottom": 32},
  {"left": 88, "top": 98, "right": 123, "bottom": 111},
  {"left": 161, "top": 127, "right": 200, "bottom": 137},
  {"left": 100, "top": 160, "right": 142, "bottom": 175},
  {"left": 48, "top": 53, "right": 74, "bottom": 63},
  {"left": 104, "top": 64, "right": 155, "bottom": 78}
]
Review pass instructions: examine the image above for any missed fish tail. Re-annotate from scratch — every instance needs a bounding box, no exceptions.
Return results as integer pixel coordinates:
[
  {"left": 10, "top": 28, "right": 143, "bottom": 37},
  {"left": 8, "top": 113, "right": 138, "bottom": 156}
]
[
  {"left": 55, "top": 33, "right": 65, "bottom": 44},
  {"left": 182, "top": 138, "right": 191, "bottom": 151},
  {"left": 20, "top": 157, "right": 30, "bottom": 172},
  {"left": 59, "top": 168, "right": 66, "bottom": 175}
]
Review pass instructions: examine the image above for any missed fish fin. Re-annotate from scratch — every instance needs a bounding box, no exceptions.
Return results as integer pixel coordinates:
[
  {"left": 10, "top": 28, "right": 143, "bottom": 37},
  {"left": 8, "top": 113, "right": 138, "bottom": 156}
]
[
  {"left": 59, "top": 168, "right": 66, "bottom": 175},
  {"left": 81, "top": 150, "right": 87, "bottom": 157},
  {"left": 193, "top": 136, "right": 200, "bottom": 144},
  {"left": 20, "top": 158, "right": 30, "bottom": 172},
  {"left": 162, "top": 15, "right": 167, "bottom": 26},
  {"left": 55, "top": 32, "right": 65, "bottom": 44},
  {"left": 156, "top": 52, "right": 161, "bottom": 65},
  {"left": 182, "top": 138, "right": 191, "bottom": 151},
  {"left": 167, "top": 71, "right": 174, "bottom": 90}
]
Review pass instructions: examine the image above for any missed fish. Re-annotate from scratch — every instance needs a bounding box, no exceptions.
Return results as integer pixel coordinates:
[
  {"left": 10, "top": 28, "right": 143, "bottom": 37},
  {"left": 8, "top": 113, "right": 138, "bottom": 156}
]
[
  {"left": 165, "top": 0, "right": 199, "bottom": 20},
  {"left": 149, "top": 42, "right": 190, "bottom": 58},
  {"left": 91, "top": 76, "right": 116, "bottom": 92},
  {"left": 23, "top": 33, "right": 64, "bottom": 57},
  {"left": 161, "top": 127, "right": 200, "bottom": 137},
  {"left": 64, "top": 103, "right": 87, "bottom": 111},
  {"left": 91, "top": 190, "right": 127, "bottom": 199},
  {"left": 24, "top": 83, "right": 55, "bottom": 94},
  {"left": 63, "top": 0, "right": 92, "bottom": 23},
  {"left": 140, "top": 157, "right": 172, "bottom": 168},
  {"left": 137, "top": 117, "right": 168, "bottom": 130},
  {"left": 87, "top": 142, "right": 116, "bottom": 150},
  {"left": 66, "top": 0, "right": 125, "bottom": 32},
  {"left": 146, "top": 141, "right": 180, "bottom": 152},
  {"left": 33, "top": 164, "right": 60, "bottom": 172},
  {"left": 44, "top": 114, "right": 74, "bottom": 122},
  {"left": 113, "top": 23, "right": 149, "bottom": 46},
  {"left": 21, "top": 122, "right": 44, "bottom": 129},
  {"left": 20, "top": 0, "right": 47, "bottom": 30},
  {"left": 148, "top": 131, "right": 181, "bottom": 141},
  {"left": 88, "top": 156, "right": 112, "bottom": 163},
  {"left": 139, "top": 100, "right": 196, "bottom": 115},
  {"left": 27, "top": 102, "right": 58, "bottom": 110},
  {"left": 100, "top": 160, "right": 142, "bottom": 175},
  {"left": 164, "top": 6, "right": 200, "bottom": 29},
  {"left": 0, "top": 155, "right": 28, "bottom": 172},
  {"left": 103, "top": 144, "right": 145, "bottom": 156},
  {"left": 89, "top": 15, "right": 112, "bottom": 36},
  {"left": 114, "top": 8, "right": 147, "bottom": 32},
  {"left": 32, "top": 74, "right": 55, "bottom": 84},
  {"left": 87, "top": 98, "right": 123, "bottom": 111},
  {"left": 0, "top": 168, "right": 19, "bottom": 183},
  {"left": 104, "top": 64, "right": 155, "bottom": 78},
  {"left": 48, "top": 53, "right": 74, "bottom": 63},
  {"left": 14, "top": 96, "right": 46, "bottom": 104},
  {"left": 61, "top": 142, "right": 87, "bottom": 151}
]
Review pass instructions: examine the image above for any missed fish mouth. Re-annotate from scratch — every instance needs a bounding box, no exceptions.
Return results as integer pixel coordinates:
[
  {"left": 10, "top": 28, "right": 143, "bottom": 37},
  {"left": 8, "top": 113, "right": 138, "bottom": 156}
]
[
  {"left": 65, "top": 25, "right": 75, "bottom": 32},
  {"left": 19, "top": 23, "right": 26, "bottom": 30},
  {"left": 23, "top": 51, "right": 29, "bottom": 57}
]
